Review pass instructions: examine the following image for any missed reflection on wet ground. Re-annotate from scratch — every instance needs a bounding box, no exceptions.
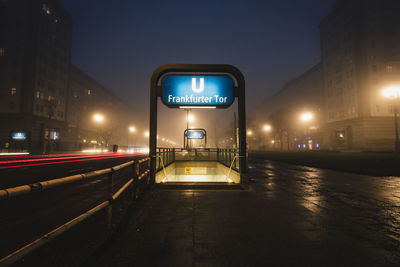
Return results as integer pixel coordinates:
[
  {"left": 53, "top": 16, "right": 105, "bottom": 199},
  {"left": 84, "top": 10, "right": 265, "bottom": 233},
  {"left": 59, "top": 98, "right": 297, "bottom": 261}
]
[
  {"left": 87, "top": 158, "right": 400, "bottom": 266},
  {"left": 250, "top": 158, "right": 400, "bottom": 264}
]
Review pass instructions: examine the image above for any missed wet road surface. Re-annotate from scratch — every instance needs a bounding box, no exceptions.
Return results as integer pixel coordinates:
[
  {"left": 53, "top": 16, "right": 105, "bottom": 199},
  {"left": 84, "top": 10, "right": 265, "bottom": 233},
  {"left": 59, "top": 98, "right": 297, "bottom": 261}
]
[{"left": 86, "top": 158, "right": 400, "bottom": 266}]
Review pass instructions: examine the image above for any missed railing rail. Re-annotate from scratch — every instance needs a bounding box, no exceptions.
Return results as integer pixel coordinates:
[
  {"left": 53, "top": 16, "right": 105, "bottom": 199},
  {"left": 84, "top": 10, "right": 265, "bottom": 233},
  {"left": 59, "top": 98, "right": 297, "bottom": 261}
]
[
  {"left": 155, "top": 147, "right": 240, "bottom": 172},
  {"left": 0, "top": 157, "right": 150, "bottom": 266}
]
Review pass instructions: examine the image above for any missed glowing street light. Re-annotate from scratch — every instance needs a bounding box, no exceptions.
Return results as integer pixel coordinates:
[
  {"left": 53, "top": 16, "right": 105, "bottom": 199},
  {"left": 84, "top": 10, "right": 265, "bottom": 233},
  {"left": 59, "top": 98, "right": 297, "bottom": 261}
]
[
  {"left": 382, "top": 86, "right": 400, "bottom": 152},
  {"left": 300, "top": 112, "right": 313, "bottom": 123},
  {"left": 129, "top": 126, "right": 136, "bottom": 133},
  {"left": 382, "top": 86, "right": 400, "bottom": 99},
  {"left": 263, "top": 125, "right": 272, "bottom": 132},
  {"left": 188, "top": 114, "right": 195, "bottom": 123},
  {"left": 144, "top": 131, "right": 149, "bottom": 137},
  {"left": 247, "top": 130, "right": 253, "bottom": 136},
  {"left": 93, "top": 113, "right": 104, "bottom": 149},
  {"left": 93, "top": 113, "right": 104, "bottom": 123}
]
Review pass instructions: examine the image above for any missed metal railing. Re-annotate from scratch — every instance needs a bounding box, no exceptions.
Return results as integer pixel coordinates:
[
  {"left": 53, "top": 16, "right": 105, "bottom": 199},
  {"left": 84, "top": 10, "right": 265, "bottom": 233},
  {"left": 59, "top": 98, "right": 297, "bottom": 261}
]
[
  {"left": 156, "top": 148, "right": 240, "bottom": 172},
  {"left": 217, "top": 149, "right": 239, "bottom": 171},
  {"left": 156, "top": 148, "right": 174, "bottom": 171},
  {"left": 0, "top": 157, "right": 150, "bottom": 266}
]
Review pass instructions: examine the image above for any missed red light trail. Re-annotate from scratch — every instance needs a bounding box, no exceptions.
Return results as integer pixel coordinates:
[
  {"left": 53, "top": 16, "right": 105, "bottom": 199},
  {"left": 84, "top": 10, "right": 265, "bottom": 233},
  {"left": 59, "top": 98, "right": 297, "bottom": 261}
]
[{"left": 0, "top": 153, "right": 142, "bottom": 170}]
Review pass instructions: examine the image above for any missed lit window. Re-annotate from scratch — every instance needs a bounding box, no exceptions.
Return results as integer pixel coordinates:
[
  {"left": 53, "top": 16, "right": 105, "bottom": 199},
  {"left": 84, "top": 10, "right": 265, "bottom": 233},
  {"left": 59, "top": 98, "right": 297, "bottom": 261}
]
[
  {"left": 42, "top": 4, "right": 50, "bottom": 15},
  {"left": 11, "top": 88, "right": 16, "bottom": 95},
  {"left": 36, "top": 91, "right": 40, "bottom": 98},
  {"left": 0, "top": 48, "right": 4, "bottom": 56},
  {"left": 386, "top": 65, "right": 393, "bottom": 73},
  {"left": 87, "top": 89, "right": 91, "bottom": 95},
  {"left": 48, "top": 96, "right": 55, "bottom": 101}
]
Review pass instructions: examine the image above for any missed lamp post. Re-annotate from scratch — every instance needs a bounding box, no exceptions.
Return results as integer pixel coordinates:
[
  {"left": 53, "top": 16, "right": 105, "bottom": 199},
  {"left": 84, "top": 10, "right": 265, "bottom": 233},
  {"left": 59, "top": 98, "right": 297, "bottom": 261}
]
[
  {"left": 128, "top": 126, "right": 136, "bottom": 148},
  {"left": 93, "top": 113, "right": 104, "bottom": 149},
  {"left": 263, "top": 124, "right": 272, "bottom": 150},
  {"left": 382, "top": 86, "right": 400, "bottom": 152},
  {"left": 186, "top": 112, "right": 194, "bottom": 148},
  {"left": 300, "top": 112, "right": 314, "bottom": 150}
]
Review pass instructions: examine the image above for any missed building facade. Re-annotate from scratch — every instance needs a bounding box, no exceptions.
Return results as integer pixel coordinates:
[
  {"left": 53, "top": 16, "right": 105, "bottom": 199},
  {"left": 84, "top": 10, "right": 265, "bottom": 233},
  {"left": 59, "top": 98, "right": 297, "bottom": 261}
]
[
  {"left": 320, "top": 0, "right": 400, "bottom": 151},
  {"left": 0, "top": 0, "right": 73, "bottom": 153},
  {"left": 256, "top": 0, "right": 400, "bottom": 152},
  {"left": 66, "top": 65, "right": 139, "bottom": 152},
  {"left": 0, "top": 0, "right": 139, "bottom": 153},
  {"left": 255, "top": 64, "right": 323, "bottom": 151}
]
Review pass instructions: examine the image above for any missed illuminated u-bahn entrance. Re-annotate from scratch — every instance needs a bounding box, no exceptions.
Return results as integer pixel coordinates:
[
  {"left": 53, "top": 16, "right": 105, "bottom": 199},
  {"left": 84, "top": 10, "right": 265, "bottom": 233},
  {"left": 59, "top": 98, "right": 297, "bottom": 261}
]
[{"left": 149, "top": 64, "right": 247, "bottom": 185}]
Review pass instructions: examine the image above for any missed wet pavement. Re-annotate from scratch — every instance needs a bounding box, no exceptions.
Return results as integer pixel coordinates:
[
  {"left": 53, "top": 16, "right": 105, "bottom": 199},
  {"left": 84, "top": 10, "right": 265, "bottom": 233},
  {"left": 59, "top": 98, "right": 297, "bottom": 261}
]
[{"left": 87, "top": 158, "right": 400, "bottom": 266}]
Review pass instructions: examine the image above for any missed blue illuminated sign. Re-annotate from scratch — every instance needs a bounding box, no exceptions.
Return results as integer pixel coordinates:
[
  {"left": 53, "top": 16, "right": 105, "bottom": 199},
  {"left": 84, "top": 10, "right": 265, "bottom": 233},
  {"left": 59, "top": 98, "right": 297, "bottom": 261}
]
[
  {"left": 161, "top": 75, "right": 234, "bottom": 107},
  {"left": 12, "top": 132, "right": 27, "bottom": 140},
  {"left": 187, "top": 131, "right": 205, "bottom": 139}
]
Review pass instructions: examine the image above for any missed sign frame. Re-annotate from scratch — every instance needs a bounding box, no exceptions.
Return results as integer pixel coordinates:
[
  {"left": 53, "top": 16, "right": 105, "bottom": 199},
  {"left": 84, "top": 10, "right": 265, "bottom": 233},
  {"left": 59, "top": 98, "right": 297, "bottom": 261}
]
[
  {"left": 160, "top": 74, "right": 235, "bottom": 109},
  {"left": 149, "top": 64, "right": 247, "bottom": 184},
  {"left": 184, "top": 128, "right": 207, "bottom": 148}
]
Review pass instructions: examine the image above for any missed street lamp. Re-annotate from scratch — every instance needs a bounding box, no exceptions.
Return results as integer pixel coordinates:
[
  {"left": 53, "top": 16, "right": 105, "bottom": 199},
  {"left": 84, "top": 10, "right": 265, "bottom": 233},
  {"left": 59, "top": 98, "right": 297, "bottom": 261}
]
[
  {"left": 247, "top": 130, "right": 253, "bottom": 136},
  {"left": 93, "top": 113, "right": 104, "bottom": 123},
  {"left": 300, "top": 112, "right": 313, "bottom": 123},
  {"left": 263, "top": 125, "right": 272, "bottom": 150},
  {"left": 185, "top": 113, "right": 195, "bottom": 148},
  {"left": 128, "top": 126, "right": 136, "bottom": 148},
  {"left": 144, "top": 131, "right": 149, "bottom": 137},
  {"left": 93, "top": 113, "right": 104, "bottom": 149},
  {"left": 263, "top": 125, "right": 272, "bottom": 132},
  {"left": 299, "top": 112, "right": 314, "bottom": 150},
  {"left": 188, "top": 114, "right": 195, "bottom": 123},
  {"left": 382, "top": 86, "right": 400, "bottom": 152}
]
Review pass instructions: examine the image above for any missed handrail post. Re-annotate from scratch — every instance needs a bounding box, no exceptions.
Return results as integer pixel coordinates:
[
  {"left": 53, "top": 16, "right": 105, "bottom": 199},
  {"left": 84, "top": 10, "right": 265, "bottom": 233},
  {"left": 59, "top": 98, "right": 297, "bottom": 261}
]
[
  {"left": 132, "top": 161, "right": 138, "bottom": 200},
  {"left": 107, "top": 170, "right": 114, "bottom": 233}
]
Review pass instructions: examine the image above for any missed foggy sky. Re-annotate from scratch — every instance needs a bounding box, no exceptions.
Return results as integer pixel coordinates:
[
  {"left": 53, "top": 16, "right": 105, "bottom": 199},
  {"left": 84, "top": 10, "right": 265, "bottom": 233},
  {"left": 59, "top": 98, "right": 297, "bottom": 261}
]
[{"left": 59, "top": 0, "right": 335, "bottom": 114}]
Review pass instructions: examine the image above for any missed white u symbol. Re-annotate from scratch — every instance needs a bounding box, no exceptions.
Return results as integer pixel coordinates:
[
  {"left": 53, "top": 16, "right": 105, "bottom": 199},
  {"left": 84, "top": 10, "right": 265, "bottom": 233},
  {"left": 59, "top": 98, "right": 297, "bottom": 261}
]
[{"left": 192, "top": 78, "right": 204, "bottom": 93}]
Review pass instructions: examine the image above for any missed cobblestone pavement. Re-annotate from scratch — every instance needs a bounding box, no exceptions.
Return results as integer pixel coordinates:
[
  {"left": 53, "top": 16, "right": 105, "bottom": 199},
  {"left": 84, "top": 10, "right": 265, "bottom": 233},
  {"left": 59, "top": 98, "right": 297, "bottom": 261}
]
[{"left": 90, "top": 158, "right": 400, "bottom": 266}]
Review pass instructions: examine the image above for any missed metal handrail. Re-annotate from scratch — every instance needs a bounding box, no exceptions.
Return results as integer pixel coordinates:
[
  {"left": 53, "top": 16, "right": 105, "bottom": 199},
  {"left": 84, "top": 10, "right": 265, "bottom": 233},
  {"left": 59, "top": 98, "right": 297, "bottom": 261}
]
[
  {"left": 0, "top": 157, "right": 150, "bottom": 266},
  {"left": 0, "top": 160, "right": 135, "bottom": 201},
  {"left": 226, "top": 154, "right": 243, "bottom": 183},
  {"left": 154, "top": 154, "right": 168, "bottom": 182}
]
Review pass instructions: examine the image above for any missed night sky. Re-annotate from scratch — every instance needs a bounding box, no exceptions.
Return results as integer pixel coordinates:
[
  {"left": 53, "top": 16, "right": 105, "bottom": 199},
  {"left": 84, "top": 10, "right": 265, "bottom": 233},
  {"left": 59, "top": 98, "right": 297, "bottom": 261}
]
[{"left": 60, "top": 0, "right": 335, "bottom": 113}]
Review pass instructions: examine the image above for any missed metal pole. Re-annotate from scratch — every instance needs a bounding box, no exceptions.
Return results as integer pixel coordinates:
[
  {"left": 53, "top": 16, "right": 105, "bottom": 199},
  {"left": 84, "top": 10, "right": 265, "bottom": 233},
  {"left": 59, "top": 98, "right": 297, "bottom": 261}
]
[
  {"left": 149, "top": 72, "right": 158, "bottom": 184},
  {"left": 238, "top": 78, "right": 248, "bottom": 183},
  {"left": 107, "top": 170, "right": 114, "bottom": 233},
  {"left": 132, "top": 162, "right": 138, "bottom": 200},
  {"left": 234, "top": 112, "right": 237, "bottom": 149},
  {"left": 394, "top": 104, "right": 400, "bottom": 153},
  {"left": 187, "top": 109, "right": 189, "bottom": 131}
]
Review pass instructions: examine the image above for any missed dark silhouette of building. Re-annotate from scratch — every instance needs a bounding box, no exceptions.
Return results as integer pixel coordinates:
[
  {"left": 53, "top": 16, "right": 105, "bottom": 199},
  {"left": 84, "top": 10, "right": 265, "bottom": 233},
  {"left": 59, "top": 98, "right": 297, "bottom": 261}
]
[
  {"left": 320, "top": 0, "right": 400, "bottom": 151},
  {"left": 66, "top": 65, "right": 139, "bottom": 152},
  {"left": 257, "top": 0, "right": 400, "bottom": 151},
  {"left": 0, "top": 0, "right": 139, "bottom": 153}
]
